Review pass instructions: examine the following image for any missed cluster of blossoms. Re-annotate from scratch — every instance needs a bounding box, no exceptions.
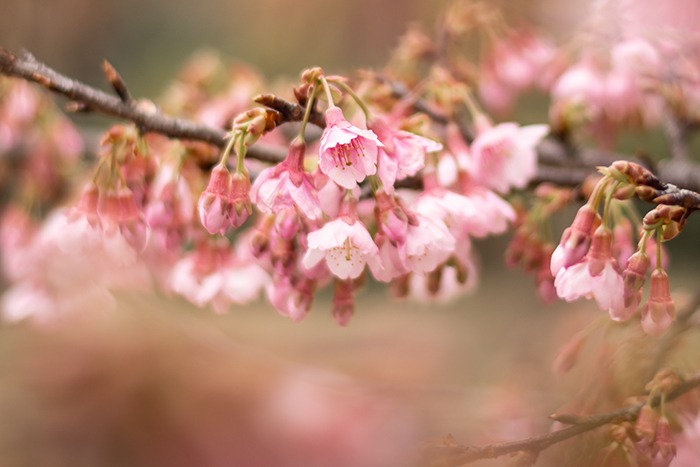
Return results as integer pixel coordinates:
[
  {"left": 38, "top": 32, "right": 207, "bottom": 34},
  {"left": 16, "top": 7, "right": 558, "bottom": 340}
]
[
  {"left": 0, "top": 61, "right": 550, "bottom": 325},
  {"left": 549, "top": 162, "right": 679, "bottom": 336}
]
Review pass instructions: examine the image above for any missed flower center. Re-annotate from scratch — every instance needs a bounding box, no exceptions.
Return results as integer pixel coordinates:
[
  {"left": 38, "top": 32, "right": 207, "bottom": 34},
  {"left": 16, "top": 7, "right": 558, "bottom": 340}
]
[{"left": 331, "top": 138, "right": 365, "bottom": 169}]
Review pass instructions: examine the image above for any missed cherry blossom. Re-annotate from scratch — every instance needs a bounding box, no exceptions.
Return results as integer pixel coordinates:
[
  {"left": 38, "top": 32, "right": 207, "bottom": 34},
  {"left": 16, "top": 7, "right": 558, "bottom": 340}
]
[
  {"left": 370, "top": 117, "right": 442, "bottom": 190},
  {"left": 170, "top": 240, "right": 268, "bottom": 313},
  {"left": 250, "top": 138, "right": 322, "bottom": 220},
  {"left": 302, "top": 217, "right": 379, "bottom": 280},
  {"left": 470, "top": 121, "right": 549, "bottom": 194},
  {"left": 318, "top": 107, "right": 383, "bottom": 189}
]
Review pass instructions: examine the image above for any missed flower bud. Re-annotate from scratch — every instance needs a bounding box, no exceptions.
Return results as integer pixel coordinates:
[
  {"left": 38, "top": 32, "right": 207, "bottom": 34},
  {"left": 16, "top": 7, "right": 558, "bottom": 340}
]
[
  {"left": 198, "top": 165, "right": 232, "bottom": 235},
  {"left": 587, "top": 226, "right": 613, "bottom": 276},
  {"left": 228, "top": 171, "right": 253, "bottom": 228},
  {"left": 654, "top": 416, "right": 676, "bottom": 465},
  {"left": 641, "top": 269, "right": 675, "bottom": 337},
  {"left": 558, "top": 204, "right": 599, "bottom": 268},
  {"left": 623, "top": 250, "right": 650, "bottom": 308},
  {"left": 634, "top": 404, "right": 658, "bottom": 443},
  {"left": 332, "top": 280, "right": 355, "bottom": 326}
]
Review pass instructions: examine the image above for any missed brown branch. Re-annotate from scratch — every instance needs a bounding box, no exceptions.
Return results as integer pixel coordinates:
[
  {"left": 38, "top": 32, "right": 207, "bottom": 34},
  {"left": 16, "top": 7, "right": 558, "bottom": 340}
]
[
  {"left": 425, "top": 371, "right": 700, "bottom": 466},
  {"left": 4, "top": 46, "right": 700, "bottom": 200},
  {"left": 0, "top": 47, "right": 286, "bottom": 164}
]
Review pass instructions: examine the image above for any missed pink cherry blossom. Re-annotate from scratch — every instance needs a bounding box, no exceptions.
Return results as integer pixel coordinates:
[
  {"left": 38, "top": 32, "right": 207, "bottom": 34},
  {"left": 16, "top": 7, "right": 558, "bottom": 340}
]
[
  {"left": 369, "top": 232, "right": 409, "bottom": 282},
  {"left": 266, "top": 275, "right": 315, "bottom": 323},
  {"left": 318, "top": 107, "right": 383, "bottom": 189},
  {"left": 554, "top": 261, "right": 626, "bottom": 315},
  {"left": 170, "top": 241, "right": 268, "bottom": 313},
  {"left": 400, "top": 213, "right": 455, "bottom": 274},
  {"left": 302, "top": 218, "right": 379, "bottom": 280},
  {"left": 471, "top": 121, "right": 549, "bottom": 194},
  {"left": 198, "top": 165, "right": 252, "bottom": 235},
  {"left": 250, "top": 138, "right": 322, "bottom": 220},
  {"left": 640, "top": 268, "right": 675, "bottom": 336},
  {"left": 370, "top": 117, "right": 442, "bottom": 190},
  {"left": 145, "top": 162, "right": 194, "bottom": 251}
]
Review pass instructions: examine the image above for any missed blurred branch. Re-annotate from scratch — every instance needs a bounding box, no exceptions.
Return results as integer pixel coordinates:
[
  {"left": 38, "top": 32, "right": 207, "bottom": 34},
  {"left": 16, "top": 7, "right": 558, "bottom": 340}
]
[{"left": 425, "top": 371, "right": 700, "bottom": 466}]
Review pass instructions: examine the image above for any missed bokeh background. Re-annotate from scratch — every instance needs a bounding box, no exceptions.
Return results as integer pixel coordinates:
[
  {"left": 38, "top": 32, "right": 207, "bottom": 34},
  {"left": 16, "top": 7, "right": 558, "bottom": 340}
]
[{"left": 2, "top": 0, "right": 700, "bottom": 465}]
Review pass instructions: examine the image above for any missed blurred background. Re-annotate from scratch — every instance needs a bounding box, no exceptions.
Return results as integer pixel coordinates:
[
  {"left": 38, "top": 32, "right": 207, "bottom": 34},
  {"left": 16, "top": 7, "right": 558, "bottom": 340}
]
[{"left": 2, "top": 0, "right": 700, "bottom": 465}]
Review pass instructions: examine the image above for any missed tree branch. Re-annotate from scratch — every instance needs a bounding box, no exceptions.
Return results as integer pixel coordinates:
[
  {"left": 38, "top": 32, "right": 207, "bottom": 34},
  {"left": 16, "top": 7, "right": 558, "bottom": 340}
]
[
  {"left": 0, "top": 47, "right": 287, "bottom": 164},
  {"left": 4, "top": 47, "right": 700, "bottom": 199},
  {"left": 425, "top": 371, "right": 700, "bottom": 465}
]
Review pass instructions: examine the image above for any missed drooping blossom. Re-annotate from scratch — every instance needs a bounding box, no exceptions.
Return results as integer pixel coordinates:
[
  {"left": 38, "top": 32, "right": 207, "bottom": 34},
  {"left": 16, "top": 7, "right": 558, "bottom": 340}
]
[
  {"left": 374, "top": 189, "right": 416, "bottom": 245},
  {"left": 470, "top": 120, "right": 549, "bottom": 194},
  {"left": 550, "top": 205, "right": 600, "bottom": 275},
  {"left": 640, "top": 268, "right": 675, "bottom": 336},
  {"left": 302, "top": 217, "right": 379, "bottom": 280},
  {"left": 369, "top": 232, "right": 409, "bottom": 282},
  {"left": 266, "top": 274, "right": 316, "bottom": 323},
  {"left": 332, "top": 279, "right": 355, "bottom": 326},
  {"left": 98, "top": 187, "right": 151, "bottom": 253},
  {"left": 250, "top": 137, "right": 322, "bottom": 220},
  {"left": 144, "top": 161, "right": 195, "bottom": 252},
  {"left": 554, "top": 227, "right": 629, "bottom": 318},
  {"left": 1, "top": 201, "right": 152, "bottom": 324},
  {"left": 400, "top": 212, "right": 455, "bottom": 274},
  {"left": 170, "top": 239, "right": 268, "bottom": 313},
  {"left": 318, "top": 107, "right": 383, "bottom": 189},
  {"left": 198, "top": 164, "right": 252, "bottom": 234}
]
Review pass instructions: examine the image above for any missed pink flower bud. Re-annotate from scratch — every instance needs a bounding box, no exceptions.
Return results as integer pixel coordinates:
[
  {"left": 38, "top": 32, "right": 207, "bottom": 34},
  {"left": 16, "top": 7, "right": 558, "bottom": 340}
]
[
  {"left": 228, "top": 172, "right": 252, "bottom": 228},
  {"left": 587, "top": 226, "right": 614, "bottom": 276},
  {"left": 635, "top": 404, "right": 659, "bottom": 443},
  {"left": 623, "top": 251, "right": 650, "bottom": 308},
  {"left": 198, "top": 165, "right": 233, "bottom": 235},
  {"left": 332, "top": 280, "right": 355, "bottom": 326},
  {"left": 374, "top": 190, "right": 409, "bottom": 244},
  {"left": 654, "top": 416, "right": 676, "bottom": 466},
  {"left": 98, "top": 188, "right": 150, "bottom": 252},
  {"left": 557, "top": 205, "right": 599, "bottom": 270},
  {"left": 641, "top": 269, "right": 675, "bottom": 337}
]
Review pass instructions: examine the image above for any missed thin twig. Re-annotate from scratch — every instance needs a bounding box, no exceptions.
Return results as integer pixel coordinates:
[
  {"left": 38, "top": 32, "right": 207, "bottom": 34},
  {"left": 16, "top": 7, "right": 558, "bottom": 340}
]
[{"left": 425, "top": 372, "right": 700, "bottom": 465}]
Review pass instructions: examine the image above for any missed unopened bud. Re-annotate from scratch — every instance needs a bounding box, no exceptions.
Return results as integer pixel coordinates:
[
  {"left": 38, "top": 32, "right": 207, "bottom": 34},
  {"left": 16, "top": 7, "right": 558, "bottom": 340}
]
[
  {"left": 634, "top": 404, "right": 659, "bottom": 443},
  {"left": 641, "top": 269, "right": 675, "bottom": 337},
  {"left": 587, "top": 226, "right": 613, "bottom": 276},
  {"left": 623, "top": 251, "right": 650, "bottom": 307},
  {"left": 332, "top": 279, "right": 354, "bottom": 326}
]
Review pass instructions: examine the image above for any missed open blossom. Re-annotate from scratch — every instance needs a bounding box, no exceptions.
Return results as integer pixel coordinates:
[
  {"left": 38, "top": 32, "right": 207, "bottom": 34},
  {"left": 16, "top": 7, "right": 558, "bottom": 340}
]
[
  {"left": 318, "top": 107, "right": 383, "bottom": 189},
  {"left": 554, "top": 227, "right": 629, "bottom": 318},
  {"left": 471, "top": 121, "right": 549, "bottom": 194},
  {"left": 170, "top": 240, "right": 268, "bottom": 313},
  {"left": 302, "top": 217, "right": 380, "bottom": 280},
  {"left": 370, "top": 117, "right": 442, "bottom": 190},
  {"left": 554, "top": 260, "right": 626, "bottom": 315},
  {"left": 250, "top": 138, "right": 322, "bottom": 220},
  {"left": 400, "top": 212, "right": 455, "bottom": 274}
]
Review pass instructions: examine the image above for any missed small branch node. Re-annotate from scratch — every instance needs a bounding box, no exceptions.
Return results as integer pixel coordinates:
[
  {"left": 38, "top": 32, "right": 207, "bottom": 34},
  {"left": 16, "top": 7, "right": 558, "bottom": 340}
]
[{"left": 102, "top": 59, "right": 133, "bottom": 104}]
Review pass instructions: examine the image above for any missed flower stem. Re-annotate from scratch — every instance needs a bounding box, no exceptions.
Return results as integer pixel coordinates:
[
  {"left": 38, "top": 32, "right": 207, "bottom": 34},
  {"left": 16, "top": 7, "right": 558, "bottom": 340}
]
[
  {"left": 299, "top": 84, "right": 320, "bottom": 143},
  {"left": 218, "top": 132, "right": 237, "bottom": 168},
  {"left": 235, "top": 131, "right": 248, "bottom": 174},
  {"left": 320, "top": 76, "right": 335, "bottom": 108},
  {"left": 327, "top": 78, "right": 371, "bottom": 122}
]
